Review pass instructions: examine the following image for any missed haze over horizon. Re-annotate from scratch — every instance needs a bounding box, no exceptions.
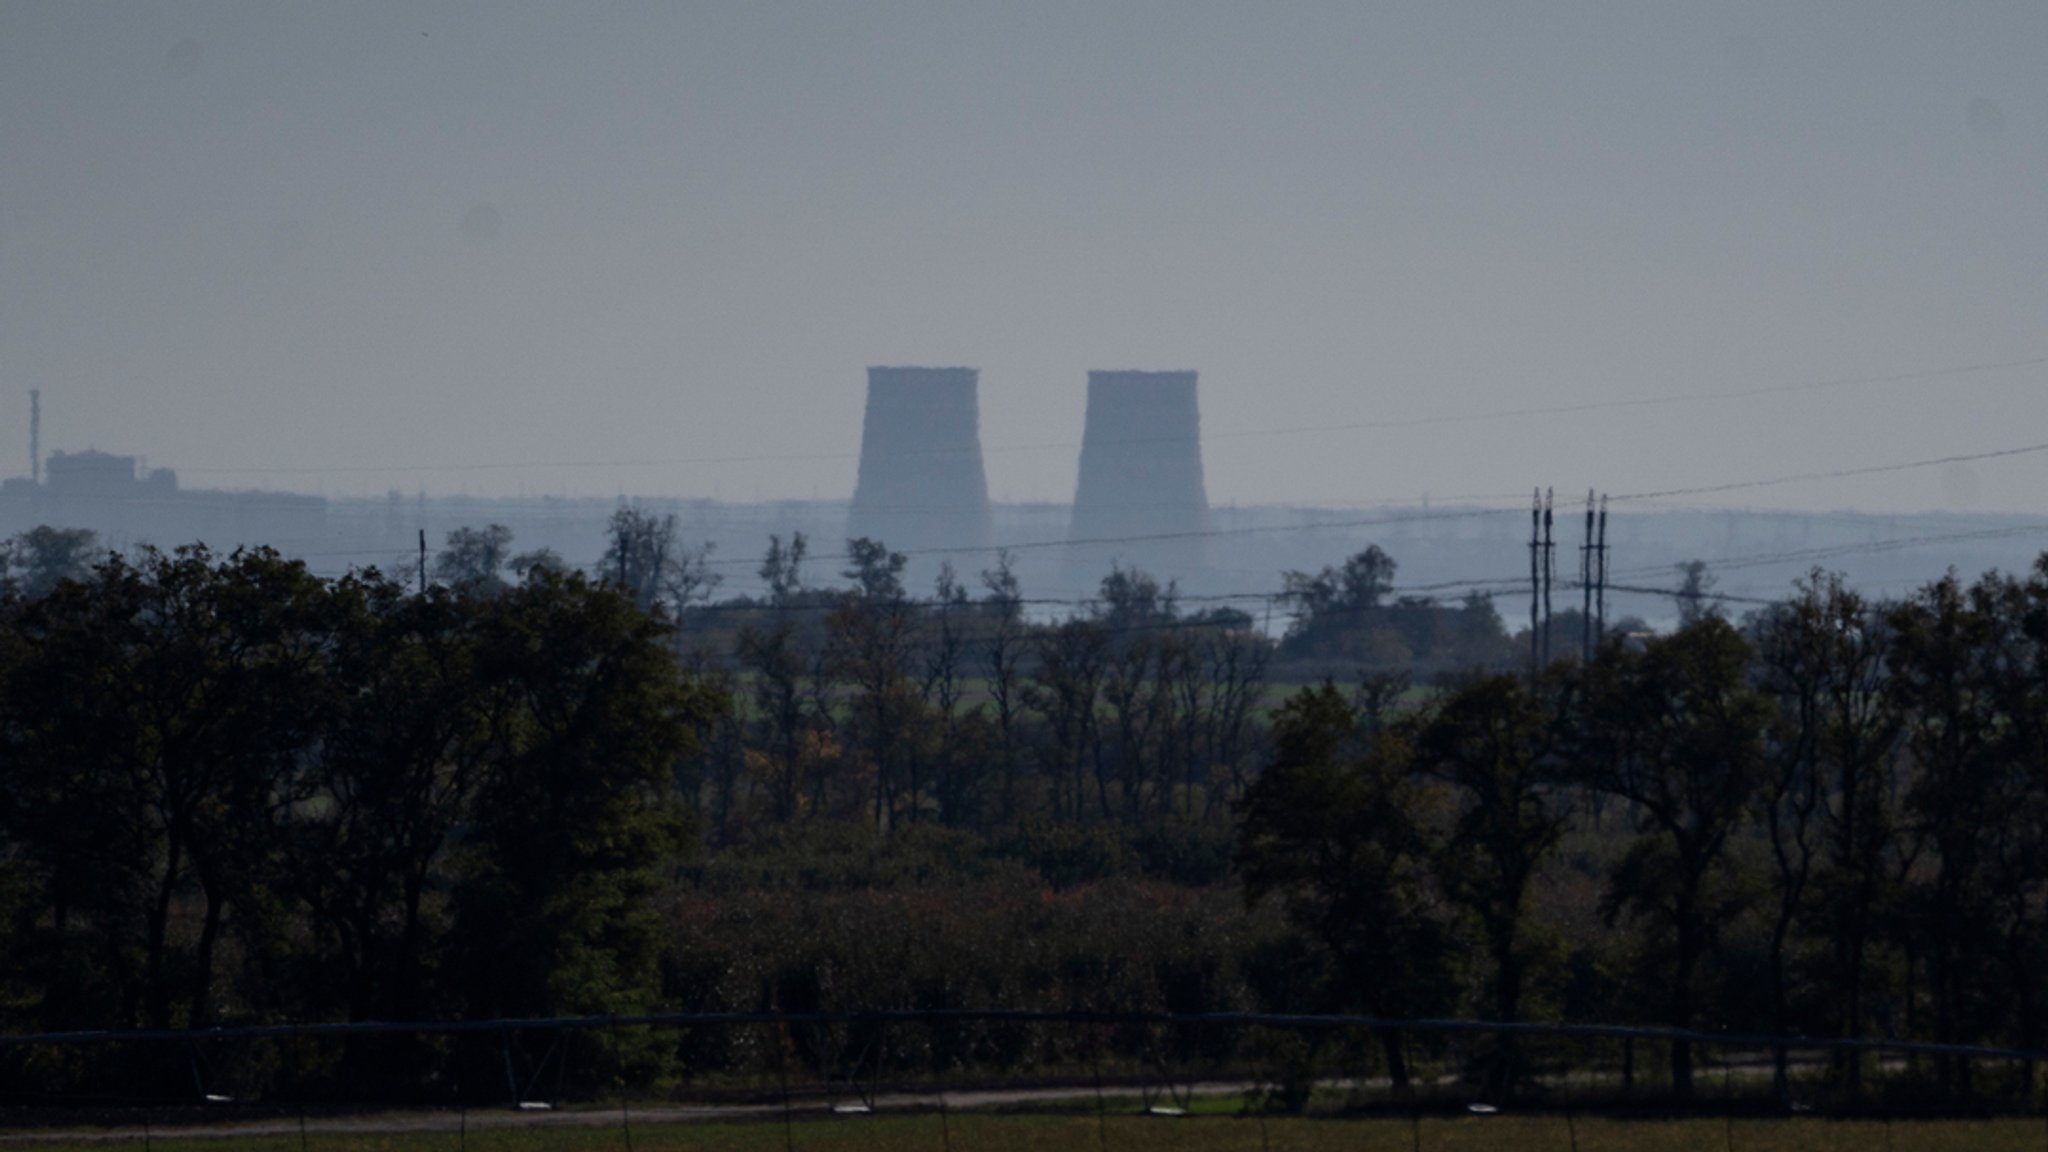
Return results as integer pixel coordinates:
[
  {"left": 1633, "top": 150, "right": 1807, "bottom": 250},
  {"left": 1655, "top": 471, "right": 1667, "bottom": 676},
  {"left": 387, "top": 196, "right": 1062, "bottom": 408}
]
[{"left": 4, "top": 3, "right": 2046, "bottom": 515}]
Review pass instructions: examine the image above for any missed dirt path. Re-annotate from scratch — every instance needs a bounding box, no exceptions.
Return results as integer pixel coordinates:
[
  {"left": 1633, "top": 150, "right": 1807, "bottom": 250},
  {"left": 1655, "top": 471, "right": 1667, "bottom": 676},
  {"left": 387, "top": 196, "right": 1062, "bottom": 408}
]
[{"left": 0, "top": 1080, "right": 1269, "bottom": 1143}]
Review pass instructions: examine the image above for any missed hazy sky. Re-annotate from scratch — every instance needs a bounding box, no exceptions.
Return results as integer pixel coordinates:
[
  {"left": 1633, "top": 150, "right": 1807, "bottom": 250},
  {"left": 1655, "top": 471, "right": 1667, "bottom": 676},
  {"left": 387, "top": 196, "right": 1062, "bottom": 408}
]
[{"left": 3, "top": 3, "right": 2045, "bottom": 513}]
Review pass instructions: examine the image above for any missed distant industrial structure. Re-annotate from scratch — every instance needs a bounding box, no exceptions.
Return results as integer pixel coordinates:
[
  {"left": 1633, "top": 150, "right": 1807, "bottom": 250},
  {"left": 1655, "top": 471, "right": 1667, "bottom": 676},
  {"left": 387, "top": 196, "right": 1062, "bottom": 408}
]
[
  {"left": 0, "top": 448, "right": 326, "bottom": 555},
  {"left": 9, "top": 382, "right": 2047, "bottom": 630},
  {"left": 1065, "top": 369, "right": 1208, "bottom": 584},
  {"left": 847, "top": 366, "right": 991, "bottom": 581}
]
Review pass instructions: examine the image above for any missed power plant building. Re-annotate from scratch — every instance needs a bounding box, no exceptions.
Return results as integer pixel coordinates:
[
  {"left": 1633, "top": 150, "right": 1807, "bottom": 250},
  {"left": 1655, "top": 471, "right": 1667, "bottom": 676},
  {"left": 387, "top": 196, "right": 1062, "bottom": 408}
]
[
  {"left": 0, "top": 449, "right": 326, "bottom": 556},
  {"left": 847, "top": 366, "right": 991, "bottom": 579},
  {"left": 1066, "top": 370, "right": 1208, "bottom": 587}
]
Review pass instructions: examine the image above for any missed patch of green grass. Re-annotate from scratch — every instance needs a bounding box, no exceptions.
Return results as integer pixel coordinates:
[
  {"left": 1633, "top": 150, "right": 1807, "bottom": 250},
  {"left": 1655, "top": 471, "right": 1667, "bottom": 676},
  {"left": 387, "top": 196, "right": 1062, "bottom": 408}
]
[{"left": 12, "top": 1112, "right": 2048, "bottom": 1152}]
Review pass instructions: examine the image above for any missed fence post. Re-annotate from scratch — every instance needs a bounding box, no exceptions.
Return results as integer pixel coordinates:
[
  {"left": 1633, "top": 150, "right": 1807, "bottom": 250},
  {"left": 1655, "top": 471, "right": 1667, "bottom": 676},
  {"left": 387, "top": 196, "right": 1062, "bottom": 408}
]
[
  {"left": 1090, "top": 1025, "right": 1110, "bottom": 1152},
  {"left": 773, "top": 1022, "right": 796, "bottom": 1152},
  {"left": 612, "top": 1018, "right": 633, "bottom": 1152},
  {"left": 1247, "top": 1023, "right": 1272, "bottom": 1152}
]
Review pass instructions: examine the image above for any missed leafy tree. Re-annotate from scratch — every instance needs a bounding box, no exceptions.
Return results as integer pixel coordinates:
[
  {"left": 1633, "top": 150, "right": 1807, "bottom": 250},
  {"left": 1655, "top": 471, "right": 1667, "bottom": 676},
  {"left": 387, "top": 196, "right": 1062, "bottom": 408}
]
[
  {"left": 1413, "top": 671, "right": 1575, "bottom": 1094},
  {"left": 1282, "top": 545, "right": 1397, "bottom": 624},
  {"left": 1750, "top": 571, "right": 1900, "bottom": 1094},
  {"left": 1237, "top": 684, "right": 1449, "bottom": 1089},
  {"left": 2, "top": 526, "right": 99, "bottom": 599},
  {"left": 449, "top": 570, "right": 719, "bottom": 1043},
  {"left": 1675, "top": 559, "right": 1721, "bottom": 627},
  {"left": 1, "top": 546, "right": 334, "bottom": 1029},
  {"left": 290, "top": 576, "right": 494, "bottom": 1024},
  {"left": 1885, "top": 571, "right": 2020, "bottom": 1087},
  {"left": 434, "top": 524, "right": 516, "bottom": 593},
  {"left": 758, "top": 532, "right": 808, "bottom": 603},
  {"left": 841, "top": 537, "right": 906, "bottom": 603},
  {"left": 509, "top": 547, "right": 569, "bottom": 579},
  {"left": 1578, "top": 619, "right": 1769, "bottom": 1097}
]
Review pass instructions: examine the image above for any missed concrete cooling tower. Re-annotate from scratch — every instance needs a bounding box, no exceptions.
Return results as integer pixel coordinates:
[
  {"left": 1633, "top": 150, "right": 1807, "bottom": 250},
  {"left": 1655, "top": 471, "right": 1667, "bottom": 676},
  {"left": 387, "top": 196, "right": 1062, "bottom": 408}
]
[
  {"left": 847, "top": 367, "right": 990, "bottom": 578},
  {"left": 1065, "top": 370, "right": 1209, "bottom": 589}
]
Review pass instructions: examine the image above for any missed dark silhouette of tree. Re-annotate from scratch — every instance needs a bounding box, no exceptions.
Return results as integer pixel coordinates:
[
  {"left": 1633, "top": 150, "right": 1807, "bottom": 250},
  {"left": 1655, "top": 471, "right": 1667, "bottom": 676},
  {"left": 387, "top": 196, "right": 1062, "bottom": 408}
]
[
  {"left": 1750, "top": 570, "right": 1899, "bottom": 1095},
  {"left": 433, "top": 524, "right": 515, "bottom": 593},
  {"left": 1413, "top": 671, "right": 1576, "bottom": 1095},
  {"left": 831, "top": 538, "right": 920, "bottom": 829},
  {"left": 1, "top": 546, "right": 335, "bottom": 1029},
  {"left": 2, "top": 526, "right": 99, "bottom": 599},
  {"left": 1675, "top": 559, "right": 1721, "bottom": 627},
  {"left": 450, "top": 570, "right": 717, "bottom": 1045},
  {"left": 1886, "top": 571, "right": 2013, "bottom": 1091},
  {"left": 1578, "top": 619, "right": 1768, "bottom": 1098},
  {"left": 980, "top": 552, "right": 1028, "bottom": 823},
  {"left": 1237, "top": 684, "right": 1449, "bottom": 1090}
]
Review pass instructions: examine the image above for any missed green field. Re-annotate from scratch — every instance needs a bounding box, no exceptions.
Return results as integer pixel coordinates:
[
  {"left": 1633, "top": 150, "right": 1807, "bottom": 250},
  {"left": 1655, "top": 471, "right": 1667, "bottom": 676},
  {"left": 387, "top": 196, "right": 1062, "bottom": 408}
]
[{"left": 12, "top": 1112, "right": 2048, "bottom": 1152}]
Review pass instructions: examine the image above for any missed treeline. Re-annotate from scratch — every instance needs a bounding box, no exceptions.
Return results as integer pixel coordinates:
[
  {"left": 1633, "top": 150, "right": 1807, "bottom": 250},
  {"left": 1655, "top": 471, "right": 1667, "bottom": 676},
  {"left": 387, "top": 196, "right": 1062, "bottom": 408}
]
[
  {"left": 591, "top": 515, "right": 1512, "bottom": 844},
  {"left": 0, "top": 544, "right": 716, "bottom": 1042},
  {"left": 8, "top": 518, "right": 2048, "bottom": 1109},
  {"left": 1243, "top": 564, "right": 2048, "bottom": 1099}
]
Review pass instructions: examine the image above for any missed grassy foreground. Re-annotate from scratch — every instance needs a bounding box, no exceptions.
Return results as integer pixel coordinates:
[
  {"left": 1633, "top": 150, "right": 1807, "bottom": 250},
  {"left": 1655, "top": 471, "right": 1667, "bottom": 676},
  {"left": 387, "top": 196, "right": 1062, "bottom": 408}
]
[{"left": 11, "top": 1112, "right": 2048, "bottom": 1152}]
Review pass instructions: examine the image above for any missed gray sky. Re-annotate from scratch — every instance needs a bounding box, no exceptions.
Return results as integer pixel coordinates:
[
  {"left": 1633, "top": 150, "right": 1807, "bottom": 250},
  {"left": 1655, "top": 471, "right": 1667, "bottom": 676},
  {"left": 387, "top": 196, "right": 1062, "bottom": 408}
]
[{"left": 3, "top": 2, "right": 2045, "bottom": 513}]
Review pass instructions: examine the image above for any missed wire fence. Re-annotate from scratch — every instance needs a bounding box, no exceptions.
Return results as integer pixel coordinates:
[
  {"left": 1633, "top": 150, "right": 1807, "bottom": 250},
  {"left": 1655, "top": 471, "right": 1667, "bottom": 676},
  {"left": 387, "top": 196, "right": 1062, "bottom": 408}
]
[{"left": 4, "top": 1012, "right": 2048, "bottom": 1149}]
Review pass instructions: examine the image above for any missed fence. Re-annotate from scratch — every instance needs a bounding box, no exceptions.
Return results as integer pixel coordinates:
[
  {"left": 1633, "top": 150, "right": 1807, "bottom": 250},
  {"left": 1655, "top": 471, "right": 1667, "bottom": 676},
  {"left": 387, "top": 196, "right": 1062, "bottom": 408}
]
[{"left": 4, "top": 1012, "right": 2048, "bottom": 1149}]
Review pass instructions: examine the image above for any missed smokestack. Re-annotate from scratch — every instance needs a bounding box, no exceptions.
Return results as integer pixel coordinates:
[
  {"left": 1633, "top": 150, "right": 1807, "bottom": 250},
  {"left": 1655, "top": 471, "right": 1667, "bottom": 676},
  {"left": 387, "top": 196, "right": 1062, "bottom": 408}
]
[
  {"left": 848, "top": 367, "right": 990, "bottom": 573},
  {"left": 1066, "top": 370, "right": 1208, "bottom": 586},
  {"left": 29, "top": 389, "right": 38, "bottom": 486}
]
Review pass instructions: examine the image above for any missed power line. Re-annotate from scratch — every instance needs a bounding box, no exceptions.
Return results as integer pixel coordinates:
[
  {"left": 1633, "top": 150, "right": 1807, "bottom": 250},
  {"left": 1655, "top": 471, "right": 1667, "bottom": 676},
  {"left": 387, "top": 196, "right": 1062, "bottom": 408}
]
[
  {"left": 165, "top": 353, "right": 2048, "bottom": 478},
  {"left": 1610, "top": 441, "right": 2048, "bottom": 504}
]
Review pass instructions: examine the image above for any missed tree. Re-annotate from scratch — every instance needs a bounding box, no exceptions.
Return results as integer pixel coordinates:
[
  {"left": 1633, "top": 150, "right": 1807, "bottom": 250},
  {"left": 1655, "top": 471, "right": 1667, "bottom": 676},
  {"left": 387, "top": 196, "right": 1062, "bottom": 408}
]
[
  {"left": 434, "top": 524, "right": 516, "bottom": 594},
  {"left": 1237, "top": 684, "right": 1449, "bottom": 1089},
  {"left": 1413, "top": 671, "right": 1575, "bottom": 1095},
  {"left": 1190, "top": 617, "right": 1271, "bottom": 818},
  {"left": 1028, "top": 617, "right": 1110, "bottom": 822},
  {"left": 450, "top": 570, "right": 719, "bottom": 1044},
  {"left": 759, "top": 533, "right": 808, "bottom": 604},
  {"left": 601, "top": 507, "right": 721, "bottom": 623},
  {"left": 1885, "top": 571, "right": 2014, "bottom": 1087},
  {"left": 830, "top": 539, "right": 920, "bottom": 828},
  {"left": 736, "top": 534, "right": 826, "bottom": 825},
  {"left": 1281, "top": 544, "right": 1397, "bottom": 629},
  {"left": 920, "top": 564, "right": 979, "bottom": 827},
  {"left": 1578, "top": 619, "right": 1769, "bottom": 1097},
  {"left": 0, "top": 546, "right": 335, "bottom": 1029},
  {"left": 980, "top": 552, "right": 1029, "bottom": 824},
  {"left": 1750, "top": 571, "right": 1900, "bottom": 1095},
  {"left": 509, "top": 547, "right": 569, "bottom": 580},
  {"left": 291, "top": 576, "right": 494, "bottom": 1025},
  {"left": 842, "top": 537, "right": 906, "bottom": 603},
  {"left": 2, "top": 526, "right": 99, "bottom": 599},
  {"left": 1675, "top": 560, "right": 1720, "bottom": 628}
]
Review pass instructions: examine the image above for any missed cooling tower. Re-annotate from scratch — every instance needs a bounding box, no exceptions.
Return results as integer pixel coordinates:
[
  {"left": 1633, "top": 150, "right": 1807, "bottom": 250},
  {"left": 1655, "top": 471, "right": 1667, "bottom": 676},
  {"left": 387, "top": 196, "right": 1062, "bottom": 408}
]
[
  {"left": 848, "top": 367, "right": 990, "bottom": 575},
  {"left": 1065, "top": 370, "right": 1208, "bottom": 588}
]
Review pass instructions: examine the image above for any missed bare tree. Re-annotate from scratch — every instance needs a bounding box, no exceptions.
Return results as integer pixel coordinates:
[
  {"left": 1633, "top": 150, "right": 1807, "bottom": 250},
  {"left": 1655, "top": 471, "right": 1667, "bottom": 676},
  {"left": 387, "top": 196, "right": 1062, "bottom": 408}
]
[{"left": 602, "top": 507, "right": 722, "bottom": 626}]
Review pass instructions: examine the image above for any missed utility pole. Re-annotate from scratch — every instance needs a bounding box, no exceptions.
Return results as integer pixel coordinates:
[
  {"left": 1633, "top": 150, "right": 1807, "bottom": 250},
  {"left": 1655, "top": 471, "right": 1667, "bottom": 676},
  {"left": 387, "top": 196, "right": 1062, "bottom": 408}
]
[
  {"left": 1582, "top": 489, "right": 1596, "bottom": 663},
  {"left": 417, "top": 529, "right": 427, "bottom": 595},
  {"left": 28, "top": 390, "right": 40, "bottom": 486},
  {"left": 1529, "top": 488, "right": 1542, "bottom": 676},
  {"left": 1595, "top": 495, "right": 1610, "bottom": 644},
  {"left": 1541, "top": 488, "right": 1555, "bottom": 667}
]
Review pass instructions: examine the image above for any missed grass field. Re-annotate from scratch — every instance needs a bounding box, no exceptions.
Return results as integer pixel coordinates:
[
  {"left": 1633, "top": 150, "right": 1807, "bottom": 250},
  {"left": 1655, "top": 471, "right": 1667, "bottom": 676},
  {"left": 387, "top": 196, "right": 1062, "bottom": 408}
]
[{"left": 12, "top": 1111, "right": 2048, "bottom": 1152}]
